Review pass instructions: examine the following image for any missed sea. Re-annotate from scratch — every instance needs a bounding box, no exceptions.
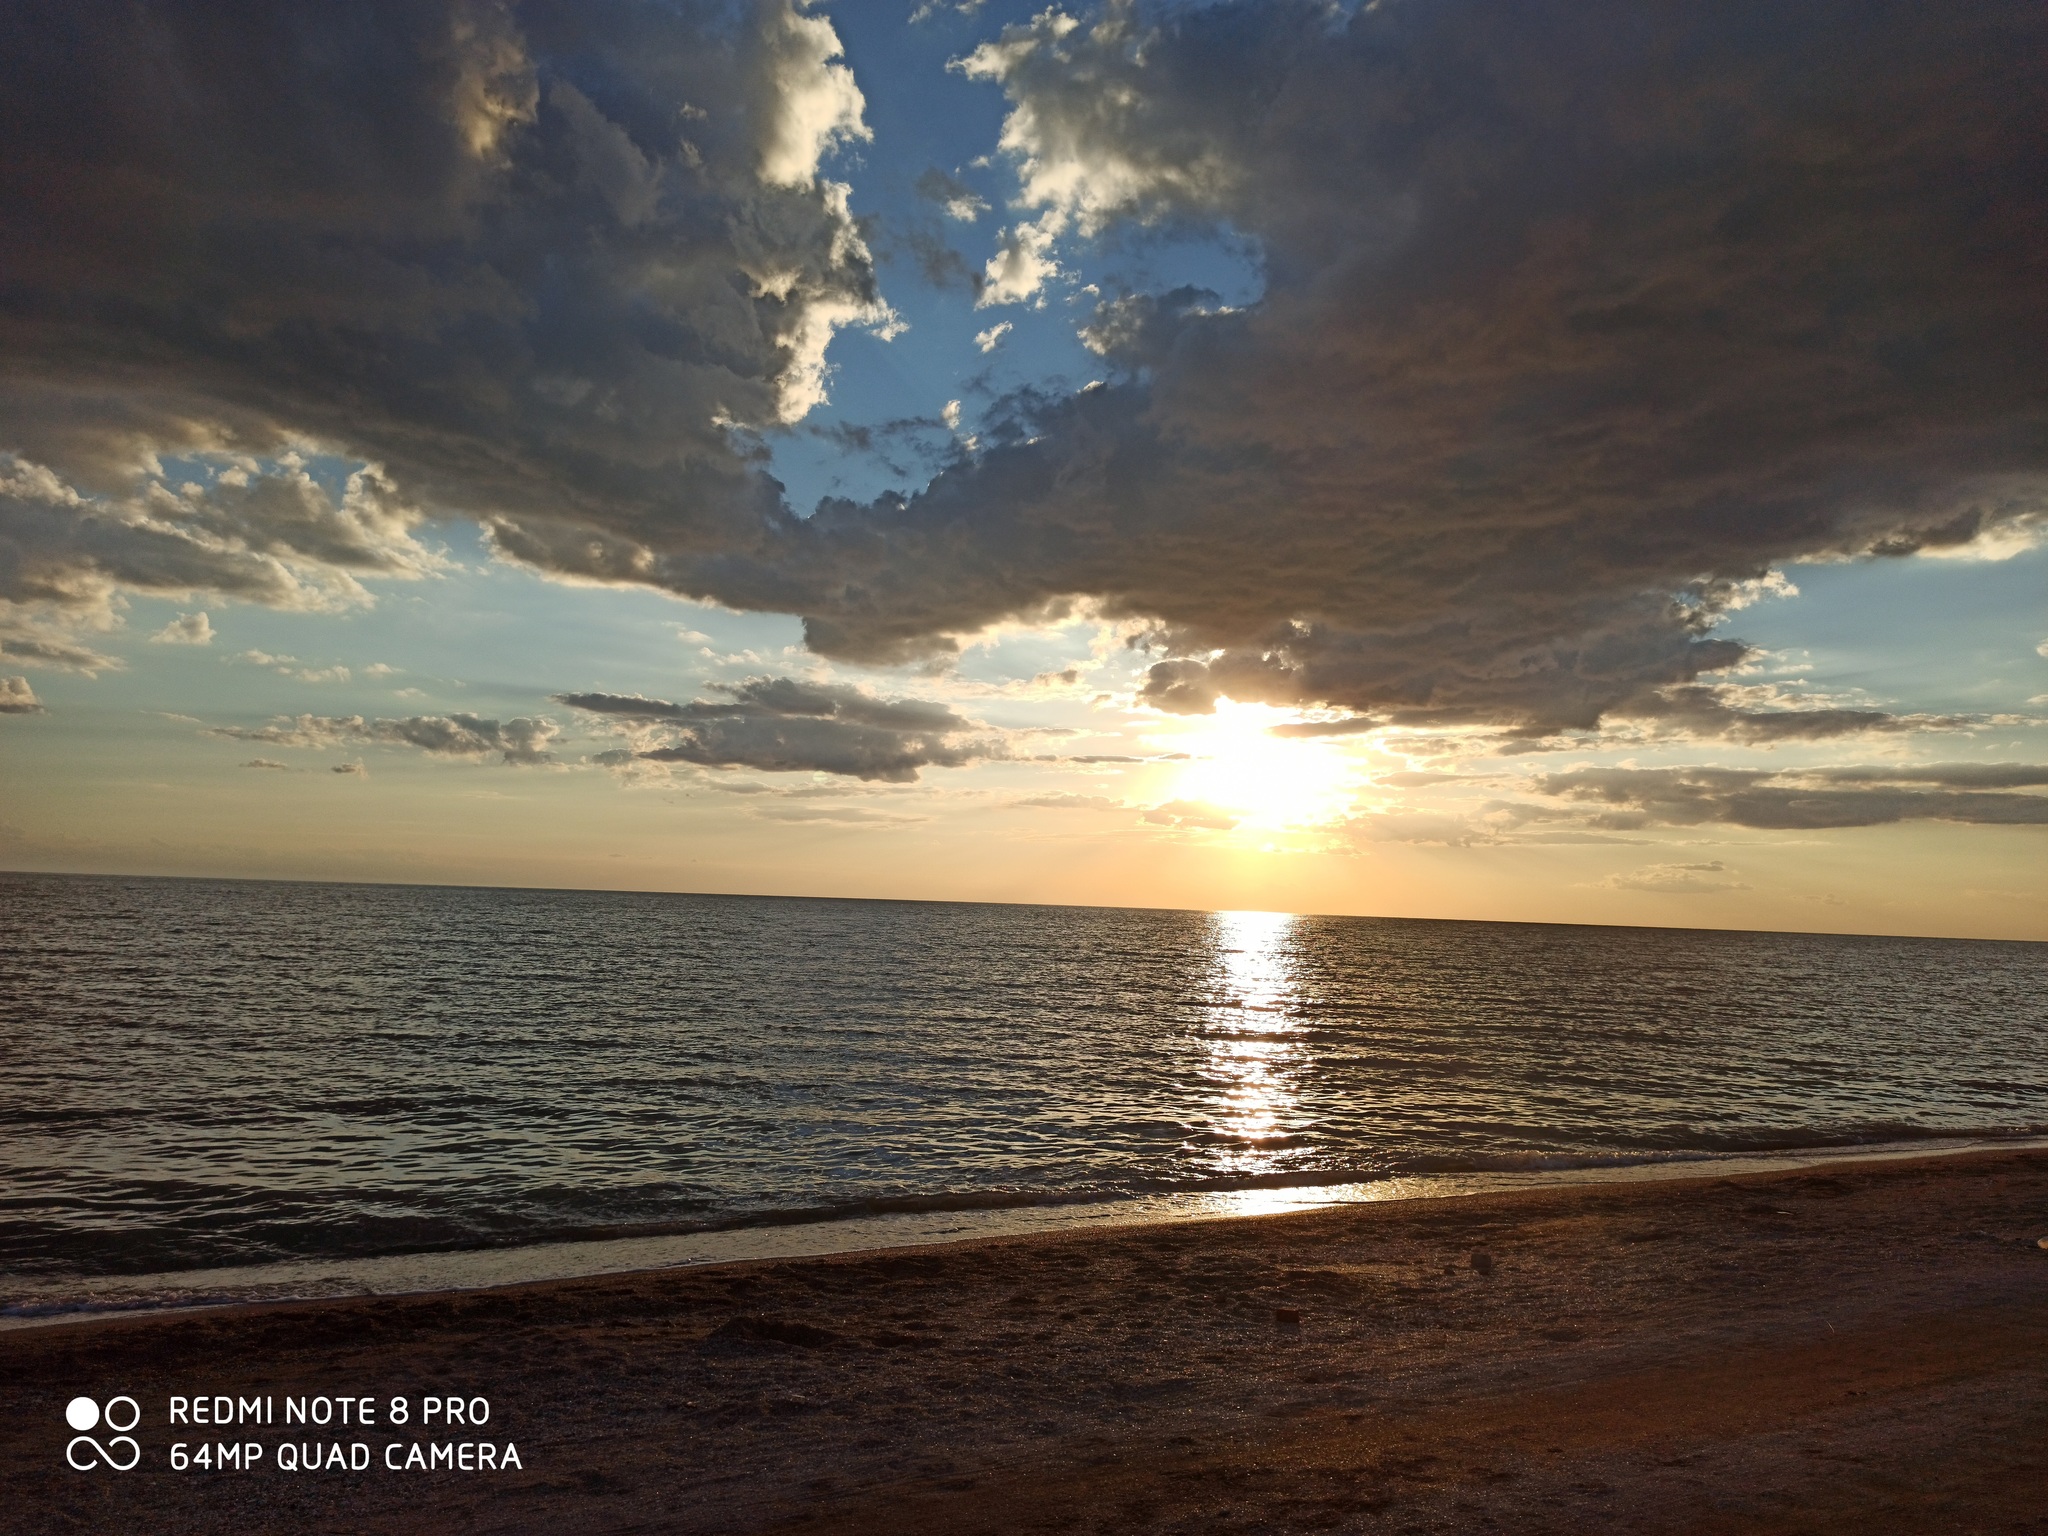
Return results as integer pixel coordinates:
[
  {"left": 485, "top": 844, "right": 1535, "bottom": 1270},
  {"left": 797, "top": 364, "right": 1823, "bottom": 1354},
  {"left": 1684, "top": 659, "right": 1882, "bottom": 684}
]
[{"left": 3, "top": 872, "right": 2044, "bottom": 1322}]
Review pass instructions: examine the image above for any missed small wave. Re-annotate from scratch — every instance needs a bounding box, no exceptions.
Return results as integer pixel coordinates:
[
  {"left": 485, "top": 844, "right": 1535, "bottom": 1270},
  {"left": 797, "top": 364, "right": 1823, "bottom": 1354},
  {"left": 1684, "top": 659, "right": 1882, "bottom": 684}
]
[
  {"left": 11, "top": 1129, "right": 2045, "bottom": 1327},
  {"left": 17, "top": 1124, "right": 2041, "bottom": 1286}
]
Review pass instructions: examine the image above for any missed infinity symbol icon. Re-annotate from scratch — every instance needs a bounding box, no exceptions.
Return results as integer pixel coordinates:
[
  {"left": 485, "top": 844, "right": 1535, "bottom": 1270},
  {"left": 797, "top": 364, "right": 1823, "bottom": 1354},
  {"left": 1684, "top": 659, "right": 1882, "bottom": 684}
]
[{"left": 67, "top": 1434, "right": 141, "bottom": 1471}]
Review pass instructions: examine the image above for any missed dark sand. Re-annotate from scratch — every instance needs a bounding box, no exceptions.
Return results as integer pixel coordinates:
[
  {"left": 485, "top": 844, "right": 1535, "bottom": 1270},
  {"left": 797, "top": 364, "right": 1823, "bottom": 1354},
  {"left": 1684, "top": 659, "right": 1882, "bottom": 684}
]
[{"left": 8, "top": 1149, "right": 2048, "bottom": 1534}]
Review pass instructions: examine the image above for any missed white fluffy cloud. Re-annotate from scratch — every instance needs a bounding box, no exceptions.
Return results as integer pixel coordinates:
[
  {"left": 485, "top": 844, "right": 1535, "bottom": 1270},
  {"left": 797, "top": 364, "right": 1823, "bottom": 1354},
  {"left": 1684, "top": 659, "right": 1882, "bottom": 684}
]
[
  {"left": 753, "top": 1, "right": 871, "bottom": 187},
  {"left": 957, "top": 6, "right": 1240, "bottom": 248},
  {"left": 0, "top": 675, "right": 43, "bottom": 714},
  {"left": 978, "top": 211, "right": 1066, "bottom": 307},
  {"left": 148, "top": 612, "right": 214, "bottom": 646}
]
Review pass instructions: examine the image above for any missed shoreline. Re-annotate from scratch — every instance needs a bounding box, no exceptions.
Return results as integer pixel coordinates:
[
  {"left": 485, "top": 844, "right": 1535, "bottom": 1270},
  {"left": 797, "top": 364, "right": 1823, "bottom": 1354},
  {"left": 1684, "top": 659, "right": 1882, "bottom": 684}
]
[
  {"left": 7, "top": 1146, "right": 2047, "bottom": 1533},
  {"left": 9, "top": 1132, "right": 2046, "bottom": 1332}
]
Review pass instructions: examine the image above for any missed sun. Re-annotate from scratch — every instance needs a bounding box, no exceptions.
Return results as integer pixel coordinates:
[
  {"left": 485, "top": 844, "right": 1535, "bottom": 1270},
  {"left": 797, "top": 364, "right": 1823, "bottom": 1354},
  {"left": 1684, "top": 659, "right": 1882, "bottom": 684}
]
[{"left": 1160, "top": 701, "right": 1358, "bottom": 830}]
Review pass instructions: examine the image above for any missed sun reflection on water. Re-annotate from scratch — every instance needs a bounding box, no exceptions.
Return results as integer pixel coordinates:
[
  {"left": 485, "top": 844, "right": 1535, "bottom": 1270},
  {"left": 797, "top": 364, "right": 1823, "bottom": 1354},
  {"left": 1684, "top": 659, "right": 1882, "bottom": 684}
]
[{"left": 1196, "top": 910, "right": 1312, "bottom": 1179}]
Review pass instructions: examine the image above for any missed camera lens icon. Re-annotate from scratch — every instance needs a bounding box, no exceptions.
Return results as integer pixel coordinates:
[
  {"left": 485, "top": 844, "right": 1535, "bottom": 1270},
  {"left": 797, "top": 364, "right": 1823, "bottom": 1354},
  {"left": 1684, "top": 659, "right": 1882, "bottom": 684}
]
[{"left": 65, "top": 1396, "right": 140, "bottom": 1471}]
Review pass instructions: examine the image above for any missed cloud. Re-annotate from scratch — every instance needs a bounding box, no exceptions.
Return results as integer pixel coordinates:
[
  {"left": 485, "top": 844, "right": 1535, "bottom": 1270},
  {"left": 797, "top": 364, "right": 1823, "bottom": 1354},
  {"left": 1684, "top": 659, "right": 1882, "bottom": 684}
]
[
  {"left": 1268, "top": 715, "right": 1387, "bottom": 740},
  {"left": 1078, "top": 285, "right": 1226, "bottom": 365},
  {"left": 0, "top": 0, "right": 885, "bottom": 636},
  {"left": 0, "top": 455, "right": 437, "bottom": 666},
  {"left": 8, "top": 0, "right": 2046, "bottom": 748},
  {"left": 1600, "top": 861, "right": 1748, "bottom": 895},
  {"left": 678, "top": 0, "right": 2048, "bottom": 727},
  {"left": 207, "top": 713, "right": 559, "bottom": 765},
  {"left": 975, "top": 322, "right": 1014, "bottom": 353},
  {"left": 955, "top": 8, "right": 1238, "bottom": 242},
  {"left": 1534, "top": 766, "right": 2048, "bottom": 830},
  {"left": 886, "top": 224, "right": 986, "bottom": 296},
  {"left": 555, "top": 676, "right": 995, "bottom": 782},
  {"left": 241, "top": 758, "right": 297, "bottom": 771},
  {"left": 914, "top": 167, "right": 989, "bottom": 223},
  {"left": 1607, "top": 686, "right": 1975, "bottom": 744},
  {"left": 237, "top": 650, "right": 352, "bottom": 685},
  {"left": 1811, "top": 763, "right": 2048, "bottom": 789},
  {"left": 911, "top": 0, "right": 987, "bottom": 23},
  {"left": 1348, "top": 810, "right": 1476, "bottom": 846},
  {"left": 1011, "top": 791, "right": 1124, "bottom": 810},
  {"left": 1141, "top": 798, "right": 1237, "bottom": 831},
  {"left": 976, "top": 212, "right": 1066, "bottom": 307},
  {"left": 752, "top": 804, "right": 924, "bottom": 825},
  {"left": 806, "top": 414, "right": 957, "bottom": 479},
  {"left": 0, "top": 616, "right": 118, "bottom": 675},
  {"left": 752, "top": 0, "right": 870, "bottom": 188},
  {"left": 0, "top": 675, "right": 43, "bottom": 714},
  {"left": 148, "top": 611, "right": 214, "bottom": 646}
]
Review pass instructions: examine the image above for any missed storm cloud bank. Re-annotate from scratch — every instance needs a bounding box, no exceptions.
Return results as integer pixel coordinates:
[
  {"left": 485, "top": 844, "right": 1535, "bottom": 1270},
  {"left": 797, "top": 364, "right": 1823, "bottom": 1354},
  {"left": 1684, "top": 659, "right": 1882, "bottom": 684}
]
[
  {"left": 4, "top": 0, "right": 2044, "bottom": 739},
  {"left": 0, "top": 0, "right": 882, "bottom": 657},
  {"left": 717, "top": 0, "right": 2045, "bottom": 734}
]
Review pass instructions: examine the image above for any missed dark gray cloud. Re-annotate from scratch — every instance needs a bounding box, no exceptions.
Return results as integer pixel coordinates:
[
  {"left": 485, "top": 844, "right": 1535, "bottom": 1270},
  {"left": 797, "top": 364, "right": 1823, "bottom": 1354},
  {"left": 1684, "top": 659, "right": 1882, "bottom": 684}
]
[
  {"left": 5, "top": 0, "right": 2044, "bottom": 745},
  {"left": 884, "top": 167, "right": 992, "bottom": 293},
  {"left": 207, "top": 713, "right": 559, "bottom": 765},
  {"left": 1268, "top": 715, "right": 1387, "bottom": 740},
  {"left": 1810, "top": 763, "right": 2048, "bottom": 789},
  {"left": 1606, "top": 687, "right": 1977, "bottom": 744},
  {"left": 893, "top": 224, "right": 987, "bottom": 296},
  {"left": 556, "top": 677, "right": 991, "bottom": 781},
  {"left": 805, "top": 415, "right": 955, "bottom": 480},
  {"left": 668, "top": 0, "right": 2047, "bottom": 729},
  {"left": 1534, "top": 766, "right": 2048, "bottom": 830},
  {"left": 0, "top": 0, "right": 882, "bottom": 649},
  {"left": 912, "top": 168, "right": 988, "bottom": 222}
]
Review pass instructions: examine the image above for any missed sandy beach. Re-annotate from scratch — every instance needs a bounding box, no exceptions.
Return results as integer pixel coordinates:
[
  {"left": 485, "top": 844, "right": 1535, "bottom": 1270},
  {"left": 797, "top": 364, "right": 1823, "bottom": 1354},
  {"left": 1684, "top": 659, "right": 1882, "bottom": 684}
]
[{"left": 8, "top": 1147, "right": 2047, "bottom": 1535}]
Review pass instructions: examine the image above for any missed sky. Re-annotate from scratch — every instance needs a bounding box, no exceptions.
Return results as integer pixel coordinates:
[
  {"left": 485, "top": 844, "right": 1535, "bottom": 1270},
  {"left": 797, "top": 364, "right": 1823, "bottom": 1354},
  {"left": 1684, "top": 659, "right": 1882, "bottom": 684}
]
[{"left": 1, "top": 0, "right": 2045, "bottom": 939}]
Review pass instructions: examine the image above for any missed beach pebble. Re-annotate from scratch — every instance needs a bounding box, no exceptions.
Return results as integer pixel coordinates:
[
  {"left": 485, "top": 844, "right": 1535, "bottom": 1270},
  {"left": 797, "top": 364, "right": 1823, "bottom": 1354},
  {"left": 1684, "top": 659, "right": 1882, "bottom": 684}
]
[
  {"left": 2037, "top": 1236, "right": 2048, "bottom": 1251},
  {"left": 1274, "top": 1307, "right": 1302, "bottom": 1328},
  {"left": 1470, "top": 1250, "right": 1495, "bottom": 1276}
]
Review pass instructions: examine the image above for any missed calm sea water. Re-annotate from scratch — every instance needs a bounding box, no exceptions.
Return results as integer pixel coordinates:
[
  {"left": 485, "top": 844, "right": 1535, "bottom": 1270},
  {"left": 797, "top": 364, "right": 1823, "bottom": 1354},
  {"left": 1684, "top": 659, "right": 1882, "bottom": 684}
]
[{"left": 2, "top": 873, "right": 2044, "bottom": 1299}]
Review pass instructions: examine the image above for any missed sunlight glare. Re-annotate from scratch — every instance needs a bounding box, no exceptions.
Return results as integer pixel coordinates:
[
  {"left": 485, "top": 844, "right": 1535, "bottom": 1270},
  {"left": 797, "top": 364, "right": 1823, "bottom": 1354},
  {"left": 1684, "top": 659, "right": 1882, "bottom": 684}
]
[{"left": 1163, "top": 702, "right": 1357, "bottom": 830}]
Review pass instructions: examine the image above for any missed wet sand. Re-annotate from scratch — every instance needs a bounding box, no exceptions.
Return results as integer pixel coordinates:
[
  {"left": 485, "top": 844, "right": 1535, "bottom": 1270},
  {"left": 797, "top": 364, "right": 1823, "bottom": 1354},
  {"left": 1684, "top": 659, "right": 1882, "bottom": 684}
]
[{"left": 7, "top": 1148, "right": 2047, "bottom": 1534}]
